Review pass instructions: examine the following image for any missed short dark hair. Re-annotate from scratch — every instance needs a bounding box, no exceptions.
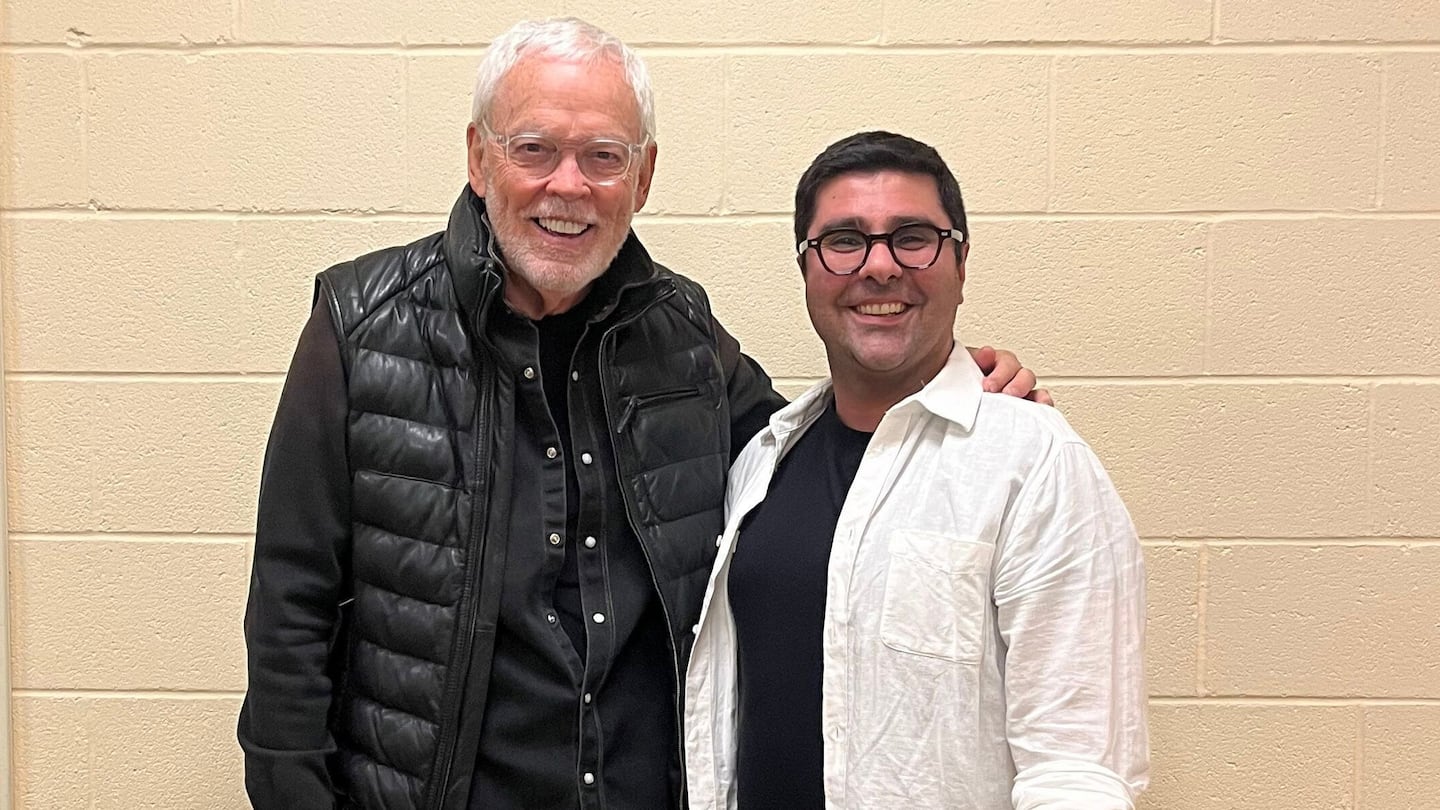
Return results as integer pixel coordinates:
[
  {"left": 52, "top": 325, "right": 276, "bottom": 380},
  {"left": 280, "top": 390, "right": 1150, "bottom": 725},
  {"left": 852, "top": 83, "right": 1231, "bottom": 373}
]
[{"left": 793, "top": 131, "right": 968, "bottom": 259}]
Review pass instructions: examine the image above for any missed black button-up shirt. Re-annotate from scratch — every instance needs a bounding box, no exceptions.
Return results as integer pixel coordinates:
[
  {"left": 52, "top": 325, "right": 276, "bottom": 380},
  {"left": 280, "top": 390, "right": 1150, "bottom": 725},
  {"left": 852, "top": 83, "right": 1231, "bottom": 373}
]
[{"left": 468, "top": 288, "right": 676, "bottom": 810}]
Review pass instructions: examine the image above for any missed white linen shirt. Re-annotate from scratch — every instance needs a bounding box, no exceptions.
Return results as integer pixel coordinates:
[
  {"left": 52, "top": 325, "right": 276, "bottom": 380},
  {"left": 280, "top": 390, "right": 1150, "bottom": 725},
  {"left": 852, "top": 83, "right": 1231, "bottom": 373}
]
[{"left": 684, "top": 347, "right": 1148, "bottom": 809}]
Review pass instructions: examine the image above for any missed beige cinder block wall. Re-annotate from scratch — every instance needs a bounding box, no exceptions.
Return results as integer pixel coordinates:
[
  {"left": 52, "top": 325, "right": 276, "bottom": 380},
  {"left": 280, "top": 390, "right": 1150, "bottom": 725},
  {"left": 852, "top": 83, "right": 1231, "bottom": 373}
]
[{"left": 4, "top": 1, "right": 1439, "bottom": 807}]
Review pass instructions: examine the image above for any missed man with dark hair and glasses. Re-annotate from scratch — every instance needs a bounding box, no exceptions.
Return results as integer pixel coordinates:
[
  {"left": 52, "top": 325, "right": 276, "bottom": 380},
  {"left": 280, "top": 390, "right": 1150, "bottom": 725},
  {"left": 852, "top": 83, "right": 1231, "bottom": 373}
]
[
  {"left": 684, "top": 131, "right": 1149, "bottom": 809},
  {"left": 239, "top": 17, "right": 1049, "bottom": 810}
]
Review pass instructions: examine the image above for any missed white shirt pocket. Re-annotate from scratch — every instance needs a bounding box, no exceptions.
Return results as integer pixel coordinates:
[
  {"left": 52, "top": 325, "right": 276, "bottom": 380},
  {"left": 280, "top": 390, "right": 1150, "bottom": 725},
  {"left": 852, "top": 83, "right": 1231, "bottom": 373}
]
[{"left": 879, "top": 531, "right": 993, "bottom": 664}]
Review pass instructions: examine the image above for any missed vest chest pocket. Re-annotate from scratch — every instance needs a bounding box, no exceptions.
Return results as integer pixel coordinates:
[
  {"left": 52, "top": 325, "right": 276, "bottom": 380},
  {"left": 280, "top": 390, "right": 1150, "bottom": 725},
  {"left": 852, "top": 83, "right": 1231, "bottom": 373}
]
[
  {"left": 613, "top": 375, "right": 728, "bottom": 528},
  {"left": 879, "top": 531, "right": 993, "bottom": 665},
  {"left": 615, "top": 384, "right": 707, "bottom": 433}
]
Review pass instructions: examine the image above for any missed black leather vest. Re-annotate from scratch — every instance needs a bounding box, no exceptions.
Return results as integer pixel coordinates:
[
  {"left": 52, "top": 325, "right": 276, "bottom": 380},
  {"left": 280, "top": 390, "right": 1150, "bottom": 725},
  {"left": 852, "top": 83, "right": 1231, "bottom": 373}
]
[{"left": 318, "top": 190, "right": 733, "bottom": 809}]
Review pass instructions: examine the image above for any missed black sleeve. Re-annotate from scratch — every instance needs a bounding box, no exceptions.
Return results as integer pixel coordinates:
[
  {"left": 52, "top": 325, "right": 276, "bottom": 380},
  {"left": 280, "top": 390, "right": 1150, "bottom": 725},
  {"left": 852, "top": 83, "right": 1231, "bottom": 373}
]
[
  {"left": 238, "top": 300, "right": 352, "bottom": 810},
  {"left": 714, "top": 316, "right": 787, "bottom": 462}
]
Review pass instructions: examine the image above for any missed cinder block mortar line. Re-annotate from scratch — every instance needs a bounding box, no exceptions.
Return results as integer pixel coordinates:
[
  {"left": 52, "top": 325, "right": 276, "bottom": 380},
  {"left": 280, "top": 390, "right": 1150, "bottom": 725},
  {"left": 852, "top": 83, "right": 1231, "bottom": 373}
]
[
  {"left": 14, "top": 534, "right": 1440, "bottom": 545},
  {"left": 1151, "top": 697, "right": 1440, "bottom": 706},
  {"left": 279, "top": 42, "right": 1440, "bottom": 54},
  {"left": 771, "top": 375, "right": 1440, "bottom": 389},
  {"left": 7, "top": 372, "right": 285, "bottom": 383},
  {"left": 402, "top": 55, "right": 412, "bottom": 202},
  {"left": 1376, "top": 58, "right": 1389, "bottom": 209},
  {"left": 78, "top": 48, "right": 90, "bottom": 213},
  {"left": 13, "top": 689, "right": 243, "bottom": 700},
  {"left": 13, "top": 693, "right": 1439, "bottom": 705},
  {"left": 1, "top": 208, "right": 447, "bottom": 222},
  {"left": 10, "top": 372, "right": 1440, "bottom": 386},
  {"left": 10, "top": 209, "right": 1440, "bottom": 223},
  {"left": 83, "top": 716, "right": 97, "bottom": 806},
  {"left": 21, "top": 534, "right": 1438, "bottom": 546},
  {"left": 719, "top": 51, "right": 731, "bottom": 214},
  {"left": 10, "top": 533, "right": 252, "bottom": 544},
  {"left": 1044, "top": 375, "right": 1440, "bottom": 385},
  {"left": 0, "top": 79, "right": 12, "bottom": 810},
  {"left": 1354, "top": 707, "right": 1366, "bottom": 808},
  {"left": 1046, "top": 57, "right": 1056, "bottom": 212},
  {"left": 5, "top": 42, "right": 1440, "bottom": 55},
  {"left": 1140, "top": 538, "right": 1440, "bottom": 546},
  {"left": 1202, "top": 222, "right": 1213, "bottom": 373},
  {"left": 1196, "top": 544, "right": 1208, "bottom": 696},
  {"left": 1367, "top": 385, "right": 1379, "bottom": 536},
  {"left": 652, "top": 209, "right": 1440, "bottom": 221}
]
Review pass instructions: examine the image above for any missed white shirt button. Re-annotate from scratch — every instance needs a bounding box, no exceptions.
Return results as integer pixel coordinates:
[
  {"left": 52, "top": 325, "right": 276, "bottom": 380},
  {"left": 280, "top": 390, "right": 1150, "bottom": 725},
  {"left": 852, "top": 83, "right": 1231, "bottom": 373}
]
[
  {"left": 548, "top": 533, "right": 561, "bottom": 546},
  {"left": 584, "top": 536, "right": 597, "bottom": 549},
  {"left": 546, "top": 612, "right": 556, "bottom": 624},
  {"left": 583, "top": 692, "right": 592, "bottom": 704},
  {"left": 583, "top": 772, "right": 595, "bottom": 786},
  {"left": 571, "top": 371, "right": 579, "bottom": 381},
  {"left": 581, "top": 452, "right": 593, "bottom": 465},
  {"left": 592, "top": 612, "right": 606, "bottom": 624},
  {"left": 523, "top": 366, "right": 535, "bottom": 380},
  {"left": 546, "top": 446, "right": 558, "bottom": 459}
]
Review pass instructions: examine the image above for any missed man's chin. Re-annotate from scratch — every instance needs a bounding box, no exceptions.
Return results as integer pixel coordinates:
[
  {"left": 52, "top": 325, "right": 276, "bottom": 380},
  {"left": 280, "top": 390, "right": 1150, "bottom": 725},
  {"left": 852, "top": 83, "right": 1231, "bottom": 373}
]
[
  {"left": 844, "top": 345, "right": 917, "bottom": 377},
  {"left": 506, "top": 234, "right": 625, "bottom": 293},
  {"left": 511, "top": 259, "right": 604, "bottom": 296}
]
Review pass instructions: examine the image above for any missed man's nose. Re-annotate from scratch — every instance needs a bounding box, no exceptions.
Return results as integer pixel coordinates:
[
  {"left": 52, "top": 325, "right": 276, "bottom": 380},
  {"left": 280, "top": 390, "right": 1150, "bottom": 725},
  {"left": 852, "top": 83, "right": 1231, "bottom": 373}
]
[
  {"left": 544, "top": 152, "right": 590, "bottom": 198},
  {"left": 857, "top": 239, "right": 903, "bottom": 283}
]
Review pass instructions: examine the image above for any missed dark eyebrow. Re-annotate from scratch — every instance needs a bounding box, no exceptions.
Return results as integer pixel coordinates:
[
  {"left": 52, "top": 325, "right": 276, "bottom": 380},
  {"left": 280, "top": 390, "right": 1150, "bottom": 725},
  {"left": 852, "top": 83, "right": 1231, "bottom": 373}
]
[
  {"left": 815, "top": 216, "right": 865, "bottom": 233},
  {"left": 815, "top": 215, "right": 942, "bottom": 234}
]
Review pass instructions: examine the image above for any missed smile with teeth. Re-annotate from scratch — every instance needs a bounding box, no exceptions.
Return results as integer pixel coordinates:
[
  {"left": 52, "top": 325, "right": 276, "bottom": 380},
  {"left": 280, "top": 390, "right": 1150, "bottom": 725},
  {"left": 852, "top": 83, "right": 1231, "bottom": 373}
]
[
  {"left": 854, "top": 302, "right": 909, "bottom": 316},
  {"left": 536, "top": 217, "right": 591, "bottom": 236}
]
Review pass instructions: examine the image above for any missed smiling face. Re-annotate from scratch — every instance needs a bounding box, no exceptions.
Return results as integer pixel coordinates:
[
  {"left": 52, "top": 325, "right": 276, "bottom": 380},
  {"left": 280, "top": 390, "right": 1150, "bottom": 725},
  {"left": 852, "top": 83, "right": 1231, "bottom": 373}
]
[
  {"left": 466, "top": 54, "right": 656, "bottom": 317},
  {"left": 802, "top": 170, "right": 967, "bottom": 402}
]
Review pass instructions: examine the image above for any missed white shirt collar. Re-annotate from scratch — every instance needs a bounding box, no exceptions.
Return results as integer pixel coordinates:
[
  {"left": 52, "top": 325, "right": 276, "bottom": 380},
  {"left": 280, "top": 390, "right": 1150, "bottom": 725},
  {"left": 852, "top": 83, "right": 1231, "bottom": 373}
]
[{"left": 766, "top": 341, "right": 984, "bottom": 443}]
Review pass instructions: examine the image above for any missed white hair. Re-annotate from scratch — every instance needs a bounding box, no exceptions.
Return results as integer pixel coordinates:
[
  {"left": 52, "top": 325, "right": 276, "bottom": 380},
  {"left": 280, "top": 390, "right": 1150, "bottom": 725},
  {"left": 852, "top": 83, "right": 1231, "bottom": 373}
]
[{"left": 471, "top": 17, "right": 657, "bottom": 141}]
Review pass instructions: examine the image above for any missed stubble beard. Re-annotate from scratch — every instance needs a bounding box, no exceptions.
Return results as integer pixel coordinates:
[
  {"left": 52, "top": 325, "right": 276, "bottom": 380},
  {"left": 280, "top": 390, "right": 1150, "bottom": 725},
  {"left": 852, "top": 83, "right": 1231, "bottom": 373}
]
[{"left": 484, "top": 172, "right": 634, "bottom": 303}]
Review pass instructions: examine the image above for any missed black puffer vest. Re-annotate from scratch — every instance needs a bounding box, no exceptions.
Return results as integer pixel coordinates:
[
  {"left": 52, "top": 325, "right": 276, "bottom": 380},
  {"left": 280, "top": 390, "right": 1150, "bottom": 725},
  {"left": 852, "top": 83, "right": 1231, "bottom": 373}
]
[{"left": 319, "top": 189, "right": 733, "bottom": 809}]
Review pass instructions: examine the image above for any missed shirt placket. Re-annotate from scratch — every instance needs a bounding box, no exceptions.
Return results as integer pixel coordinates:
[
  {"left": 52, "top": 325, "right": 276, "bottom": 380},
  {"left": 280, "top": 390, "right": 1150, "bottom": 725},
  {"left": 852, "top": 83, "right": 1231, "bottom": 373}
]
[
  {"left": 570, "top": 343, "right": 614, "bottom": 809},
  {"left": 516, "top": 358, "right": 579, "bottom": 659}
]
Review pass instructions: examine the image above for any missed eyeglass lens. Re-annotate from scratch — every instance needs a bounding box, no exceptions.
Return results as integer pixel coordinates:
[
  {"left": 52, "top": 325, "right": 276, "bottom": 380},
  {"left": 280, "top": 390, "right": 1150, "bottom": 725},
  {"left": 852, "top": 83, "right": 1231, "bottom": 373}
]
[
  {"left": 818, "top": 224, "right": 944, "bottom": 274},
  {"left": 504, "top": 135, "right": 633, "bottom": 183}
]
